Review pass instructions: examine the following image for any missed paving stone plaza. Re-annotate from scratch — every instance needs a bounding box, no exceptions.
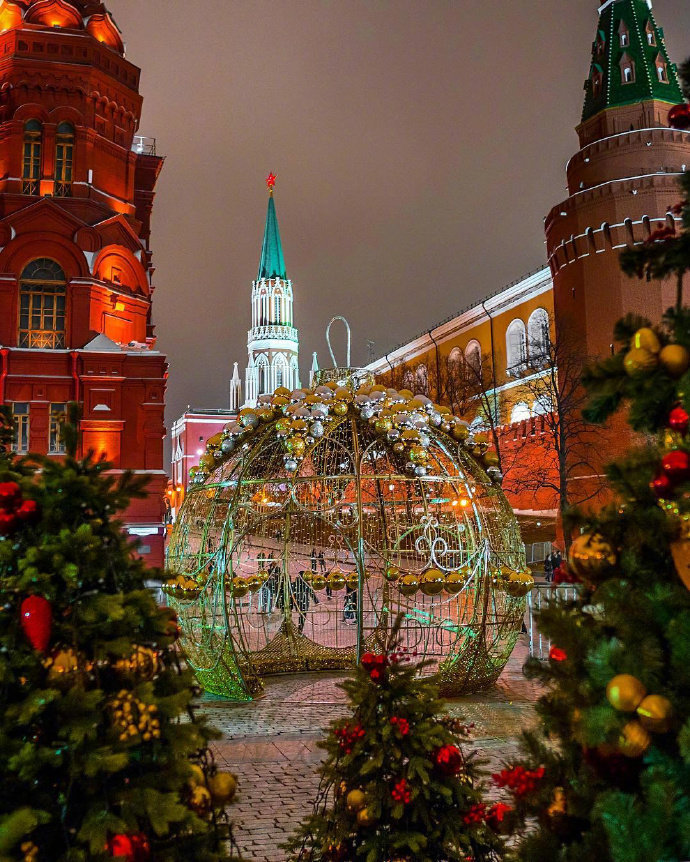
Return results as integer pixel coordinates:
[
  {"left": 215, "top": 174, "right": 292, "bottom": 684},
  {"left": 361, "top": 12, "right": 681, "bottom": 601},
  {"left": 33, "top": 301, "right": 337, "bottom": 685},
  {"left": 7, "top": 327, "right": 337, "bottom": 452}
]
[{"left": 205, "top": 638, "right": 540, "bottom": 861}]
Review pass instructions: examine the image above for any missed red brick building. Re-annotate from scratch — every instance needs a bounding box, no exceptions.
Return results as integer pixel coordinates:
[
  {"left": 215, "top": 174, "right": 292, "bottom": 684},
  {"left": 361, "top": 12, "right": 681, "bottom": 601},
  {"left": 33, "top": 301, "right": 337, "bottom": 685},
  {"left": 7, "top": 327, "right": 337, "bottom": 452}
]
[{"left": 0, "top": 0, "right": 166, "bottom": 565}]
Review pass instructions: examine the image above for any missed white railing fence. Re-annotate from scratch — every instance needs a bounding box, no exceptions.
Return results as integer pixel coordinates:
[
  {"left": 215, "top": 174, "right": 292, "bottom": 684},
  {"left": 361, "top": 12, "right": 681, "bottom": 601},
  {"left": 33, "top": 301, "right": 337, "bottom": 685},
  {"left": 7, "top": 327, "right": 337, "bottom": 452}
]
[{"left": 527, "top": 584, "right": 580, "bottom": 660}]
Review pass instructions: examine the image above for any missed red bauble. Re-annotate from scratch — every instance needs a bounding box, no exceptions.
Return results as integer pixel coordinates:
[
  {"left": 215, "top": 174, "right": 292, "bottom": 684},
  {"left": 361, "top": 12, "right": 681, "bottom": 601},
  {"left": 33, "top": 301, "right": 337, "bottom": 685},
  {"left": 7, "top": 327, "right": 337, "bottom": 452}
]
[
  {"left": 0, "top": 511, "right": 18, "bottom": 536},
  {"left": 650, "top": 474, "right": 674, "bottom": 498},
  {"left": 549, "top": 646, "right": 567, "bottom": 662},
  {"left": 107, "top": 833, "right": 150, "bottom": 861},
  {"left": 0, "top": 481, "right": 21, "bottom": 507},
  {"left": 360, "top": 651, "right": 377, "bottom": 670},
  {"left": 669, "top": 407, "right": 690, "bottom": 435},
  {"left": 16, "top": 499, "right": 40, "bottom": 523},
  {"left": 434, "top": 744, "right": 463, "bottom": 776},
  {"left": 661, "top": 450, "right": 690, "bottom": 482},
  {"left": 668, "top": 103, "right": 690, "bottom": 131},
  {"left": 20, "top": 595, "right": 52, "bottom": 653}
]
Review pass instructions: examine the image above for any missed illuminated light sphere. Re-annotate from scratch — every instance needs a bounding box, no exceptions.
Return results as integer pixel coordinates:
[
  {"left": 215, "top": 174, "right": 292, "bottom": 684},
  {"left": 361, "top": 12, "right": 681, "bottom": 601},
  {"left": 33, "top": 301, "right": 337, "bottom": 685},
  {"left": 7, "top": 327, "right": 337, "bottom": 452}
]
[{"left": 168, "top": 366, "right": 526, "bottom": 701}]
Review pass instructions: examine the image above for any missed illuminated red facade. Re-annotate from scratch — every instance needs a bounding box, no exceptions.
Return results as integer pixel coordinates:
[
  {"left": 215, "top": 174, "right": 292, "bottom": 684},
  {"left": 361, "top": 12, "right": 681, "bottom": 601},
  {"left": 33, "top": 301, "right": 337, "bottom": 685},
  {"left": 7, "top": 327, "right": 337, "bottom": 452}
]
[{"left": 0, "top": 0, "right": 166, "bottom": 565}]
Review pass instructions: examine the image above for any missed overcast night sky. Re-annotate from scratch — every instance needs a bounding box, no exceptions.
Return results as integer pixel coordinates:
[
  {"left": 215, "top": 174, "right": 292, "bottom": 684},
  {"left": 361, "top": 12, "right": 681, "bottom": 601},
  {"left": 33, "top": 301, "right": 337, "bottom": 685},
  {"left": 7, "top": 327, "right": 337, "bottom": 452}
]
[{"left": 110, "top": 0, "right": 690, "bottom": 426}]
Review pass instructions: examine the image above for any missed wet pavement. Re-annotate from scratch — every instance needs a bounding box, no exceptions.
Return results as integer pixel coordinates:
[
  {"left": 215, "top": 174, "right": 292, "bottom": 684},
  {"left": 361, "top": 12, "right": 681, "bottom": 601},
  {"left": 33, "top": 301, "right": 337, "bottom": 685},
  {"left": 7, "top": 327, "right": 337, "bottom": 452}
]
[{"left": 204, "top": 637, "right": 540, "bottom": 861}]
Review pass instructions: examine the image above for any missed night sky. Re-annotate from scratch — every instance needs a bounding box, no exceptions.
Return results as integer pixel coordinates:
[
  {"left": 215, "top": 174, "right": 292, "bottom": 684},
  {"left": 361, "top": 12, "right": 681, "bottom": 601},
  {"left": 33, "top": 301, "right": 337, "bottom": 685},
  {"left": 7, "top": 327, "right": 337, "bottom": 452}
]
[{"left": 111, "top": 0, "right": 690, "bottom": 426}]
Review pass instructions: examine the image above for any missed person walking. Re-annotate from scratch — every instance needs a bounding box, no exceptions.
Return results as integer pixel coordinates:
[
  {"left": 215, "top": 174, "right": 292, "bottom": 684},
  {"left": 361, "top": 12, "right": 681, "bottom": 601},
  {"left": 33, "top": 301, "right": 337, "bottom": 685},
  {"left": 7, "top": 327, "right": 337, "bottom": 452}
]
[
  {"left": 343, "top": 581, "right": 357, "bottom": 625},
  {"left": 293, "top": 571, "right": 316, "bottom": 634},
  {"left": 543, "top": 552, "right": 553, "bottom": 583}
]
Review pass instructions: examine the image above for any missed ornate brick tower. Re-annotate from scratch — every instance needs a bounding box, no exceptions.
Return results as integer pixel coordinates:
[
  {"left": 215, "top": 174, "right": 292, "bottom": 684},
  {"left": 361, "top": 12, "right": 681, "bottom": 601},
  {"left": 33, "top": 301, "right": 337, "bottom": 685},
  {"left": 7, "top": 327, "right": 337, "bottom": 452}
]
[
  {"left": 0, "top": 0, "right": 167, "bottom": 565},
  {"left": 546, "top": 0, "right": 690, "bottom": 357}
]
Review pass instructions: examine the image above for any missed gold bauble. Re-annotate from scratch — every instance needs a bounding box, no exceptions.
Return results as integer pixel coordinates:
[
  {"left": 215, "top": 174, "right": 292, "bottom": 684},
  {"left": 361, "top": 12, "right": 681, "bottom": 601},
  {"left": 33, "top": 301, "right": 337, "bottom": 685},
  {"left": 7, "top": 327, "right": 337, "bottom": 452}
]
[
  {"left": 670, "top": 539, "right": 690, "bottom": 591},
  {"left": 444, "top": 571, "right": 465, "bottom": 595},
  {"left": 335, "top": 387, "right": 354, "bottom": 403},
  {"left": 451, "top": 423, "right": 469, "bottom": 441},
  {"left": 188, "top": 764, "right": 205, "bottom": 786},
  {"left": 258, "top": 407, "right": 275, "bottom": 422},
  {"left": 402, "top": 428, "right": 420, "bottom": 441},
  {"left": 239, "top": 408, "right": 258, "bottom": 426},
  {"left": 231, "top": 577, "right": 250, "bottom": 598},
  {"left": 311, "top": 574, "right": 327, "bottom": 591},
  {"left": 327, "top": 571, "right": 346, "bottom": 591},
  {"left": 356, "top": 807, "right": 376, "bottom": 826},
  {"left": 384, "top": 564, "right": 401, "bottom": 583},
  {"left": 419, "top": 568, "right": 445, "bottom": 595},
  {"left": 606, "top": 674, "right": 647, "bottom": 712},
  {"left": 345, "top": 572, "right": 359, "bottom": 589},
  {"left": 636, "top": 694, "right": 673, "bottom": 733},
  {"left": 189, "top": 784, "right": 212, "bottom": 812},
  {"left": 290, "top": 418, "right": 309, "bottom": 432},
  {"left": 623, "top": 347, "right": 657, "bottom": 376},
  {"left": 398, "top": 574, "right": 420, "bottom": 597},
  {"left": 568, "top": 532, "right": 616, "bottom": 580},
  {"left": 274, "top": 386, "right": 292, "bottom": 398},
  {"left": 659, "top": 343, "right": 690, "bottom": 378},
  {"left": 198, "top": 454, "right": 215, "bottom": 471},
  {"left": 346, "top": 789, "right": 366, "bottom": 811},
  {"left": 633, "top": 327, "right": 661, "bottom": 354},
  {"left": 483, "top": 450, "right": 500, "bottom": 468},
  {"left": 207, "top": 431, "right": 224, "bottom": 448},
  {"left": 332, "top": 401, "right": 349, "bottom": 416},
  {"left": 208, "top": 771, "right": 238, "bottom": 806},
  {"left": 287, "top": 436, "right": 306, "bottom": 457},
  {"left": 258, "top": 569, "right": 270, "bottom": 583},
  {"left": 398, "top": 389, "right": 414, "bottom": 400},
  {"left": 245, "top": 575, "right": 262, "bottom": 593},
  {"left": 618, "top": 719, "right": 651, "bottom": 757},
  {"left": 392, "top": 441, "right": 406, "bottom": 454},
  {"left": 46, "top": 648, "right": 79, "bottom": 678},
  {"left": 375, "top": 417, "right": 392, "bottom": 433},
  {"left": 271, "top": 395, "right": 290, "bottom": 407},
  {"left": 302, "top": 570, "right": 315, "bottom": 585}
]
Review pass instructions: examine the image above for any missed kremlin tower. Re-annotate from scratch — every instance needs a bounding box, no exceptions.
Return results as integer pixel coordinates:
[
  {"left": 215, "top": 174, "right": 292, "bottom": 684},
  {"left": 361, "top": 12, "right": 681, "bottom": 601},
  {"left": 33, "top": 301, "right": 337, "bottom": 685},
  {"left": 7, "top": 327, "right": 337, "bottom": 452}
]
[
  {"left": 241, "top": 174, "right": 300, "bottom": 408},
  {"left": 0, "top": 0, "right": 167, "bottom": 564},
  {"left": 547, "top": 0, "right": 690, "bottom": 356},
  {"left": 170, "top": 177, "right": 302, "bottom": 508}
]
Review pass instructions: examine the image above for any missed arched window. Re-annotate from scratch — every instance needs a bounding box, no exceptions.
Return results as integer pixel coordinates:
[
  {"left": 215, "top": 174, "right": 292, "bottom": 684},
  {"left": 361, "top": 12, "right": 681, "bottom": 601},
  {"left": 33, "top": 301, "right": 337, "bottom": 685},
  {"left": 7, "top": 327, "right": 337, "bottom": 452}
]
[
  {"left": 465, "top": 340, "right": 481, "bottom": 374},
  {"left": 645, "top": 21, "right": 656, "bottom": 46},
  {"left": 18, "top": 259, "right": 67, "bottom": 349},
  {"left": 257, "top": 356, "right": 268, "bottom": 394},
  {"left": 273, "top": 292, "right": 282, "bottom": 323},
  {"left": 656, "top": 59, "right": 668, "bottom": 83},
  {"left": 447, "top": 346, "right": 462, "bottom": 379},
  {"left": 415, "top": 363, "right": 428, "bottom": 394},
  {"left": 510, "top": 402, "right": 531, "bottom": 424},
  {"left": 54, "top": 122, "right": 74, "bottom": 197},
  {"left": 528, "top": 308, "right": 550, "bottom": 361},
  {"left": 533, "top": 394, "right": 552, "bottom": 416},
  {"left": 275, "top": 364, "right": 284, "bottom": 389},
  {"left": 22, "top": 120, "right": 42, "bottom": 195},
  {"left": 506, "top": 319, "right": 527, "bottom": 374}
]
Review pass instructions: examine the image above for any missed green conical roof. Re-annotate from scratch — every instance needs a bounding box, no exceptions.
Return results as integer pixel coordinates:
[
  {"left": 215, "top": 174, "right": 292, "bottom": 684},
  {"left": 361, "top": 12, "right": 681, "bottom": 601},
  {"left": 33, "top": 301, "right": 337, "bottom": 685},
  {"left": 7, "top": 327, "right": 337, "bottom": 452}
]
[
  {"left": 257, "top": 194, "right": 287, "bottom": 281},
  {"left": 582, "top": 0, "right": 683, "bottom": 123}
]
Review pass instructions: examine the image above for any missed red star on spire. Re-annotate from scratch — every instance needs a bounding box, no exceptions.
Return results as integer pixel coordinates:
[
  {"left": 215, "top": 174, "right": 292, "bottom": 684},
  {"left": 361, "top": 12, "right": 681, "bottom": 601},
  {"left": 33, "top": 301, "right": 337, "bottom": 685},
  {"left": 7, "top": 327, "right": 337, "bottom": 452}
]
[{"left": 266, "top": 173, "right": 277, "bottom": 192}]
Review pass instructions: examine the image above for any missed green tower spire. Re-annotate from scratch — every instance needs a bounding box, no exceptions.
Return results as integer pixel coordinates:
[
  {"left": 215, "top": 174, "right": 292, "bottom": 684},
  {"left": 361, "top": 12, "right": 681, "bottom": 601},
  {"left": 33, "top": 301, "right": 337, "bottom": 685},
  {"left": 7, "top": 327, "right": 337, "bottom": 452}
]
[
  {"left": 257, "top": 173, "right": 287, "bottom": 281},
  {"left": 582, "top": 0, "right": 683, "bottom": 123}
]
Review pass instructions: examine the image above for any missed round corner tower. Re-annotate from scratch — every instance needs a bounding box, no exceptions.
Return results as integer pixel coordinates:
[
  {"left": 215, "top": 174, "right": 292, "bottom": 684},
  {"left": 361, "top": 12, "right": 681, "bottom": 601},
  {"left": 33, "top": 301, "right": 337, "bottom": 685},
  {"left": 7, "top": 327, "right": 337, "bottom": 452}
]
[{"left": 546, "top": 0, "right": 690, "bottom": 358}]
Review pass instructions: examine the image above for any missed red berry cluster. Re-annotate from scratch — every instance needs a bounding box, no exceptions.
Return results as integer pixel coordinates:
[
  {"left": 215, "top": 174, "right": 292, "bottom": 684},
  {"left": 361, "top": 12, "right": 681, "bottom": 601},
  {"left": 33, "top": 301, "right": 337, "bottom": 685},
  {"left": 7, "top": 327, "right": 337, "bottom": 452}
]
[
  {"left": 0, "top": 481, "right": 40, "bottom": 537},
  {"left": 334, "top": 721, "right": 365, "bottom": 755},
  {"left": 390, "top": 716, "right": 409, "bottom": 736},
  {"left": 462, "top": 801, "right": 514, "bottom": 829},
  {"left": 391, "top": 777, "right": 410, "bottom": 804},
  {"left": 492, "top": 765, "right": 545, "bottom": 797},
  {"left": 360, "top": 651, "right": 388, "bottom": 683},
  {"left": 549, "top": 646, "right": 567, "bottom": 662},
  {"left": 107, "top": 832, "right": 151, "bottom": 861},
  {"left": 434, "top": 743, "right": 463, "bottom": 776},
  {"left": 388, "top": 646, "right": 415, "bottom": 664}
]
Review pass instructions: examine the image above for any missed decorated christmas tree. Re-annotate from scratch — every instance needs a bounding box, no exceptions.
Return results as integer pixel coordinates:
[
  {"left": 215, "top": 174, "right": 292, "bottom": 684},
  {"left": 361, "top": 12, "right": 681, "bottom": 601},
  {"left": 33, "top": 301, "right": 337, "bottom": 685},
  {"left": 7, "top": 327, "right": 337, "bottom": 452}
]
[
  {"left": 285, "top": 620, "right": 504, "bottom": 862},
  {"left": 505, "top": 79, "right": 690, "bottom": 861},
  {"left": 0, "top": 405, "right": 240, "bottom": 861}
]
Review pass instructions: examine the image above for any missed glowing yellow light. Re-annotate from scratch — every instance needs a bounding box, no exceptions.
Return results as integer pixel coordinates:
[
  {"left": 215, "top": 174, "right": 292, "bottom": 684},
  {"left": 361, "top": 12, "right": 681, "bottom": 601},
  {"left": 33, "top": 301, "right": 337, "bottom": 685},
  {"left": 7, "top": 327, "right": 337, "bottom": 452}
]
[
  {"left": 460, "top": 498, "right": 469, "bottom": 508},
  {"left": 451, "top": 500, "right": 458, "bottom": 507}
]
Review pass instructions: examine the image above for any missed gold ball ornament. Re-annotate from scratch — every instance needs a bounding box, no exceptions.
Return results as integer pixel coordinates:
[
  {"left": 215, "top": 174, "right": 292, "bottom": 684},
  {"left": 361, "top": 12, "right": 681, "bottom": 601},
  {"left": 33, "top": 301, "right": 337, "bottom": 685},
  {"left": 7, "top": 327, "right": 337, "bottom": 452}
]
[
  {"left": 392, "top": 441, "right": 406, "bottom": 454},
  {"left": 327, "top": 571, "right": 346, "bottom": 591},
  {"left": 398, "top": 573, "right": 420, "bottom": 597},
  {"left": 272, "top": 395, "right": 290, "bottom": 408},
  {"left": 384, "top": 564, "right": 401, "bottom": 583},
  {"left": 346, "top": 789, "right": 366, "bottom": 811},
  {"left": 444, "top": 570, "right": 465, "bottom": 595},
  {"left": 274, "top": 386, "right": 292, "bottom": 398},
  {"left": 189, "top": 783, "right": 212, "bottom": 813},
  {"left": 618, "top": 719, "right": 651, "bottom": 758},
  {"left": 375, "top": 416, "right": 393, "bottom": 433},
  {"left": 45, "top": 648, "right": 79, "bottom": 679},
  {"left": 245, "top": 575, "right": 262, "bottom": 593},
  {"left": 419, "top": 568, "right": 445, "bottom": 595},
  {"left": 451, "top": 423, "right": 470, "bottom": 441},
  {"left": 623, "top": 347, "right": 658, "bottom": 376},
  {"left": 311, "top": 574, "right": 327, "bottom": 591},
  {"left": 659, "top": 343, "right": 690, "bottom": 378},
  {"left": 636, "top": 694, "right": 673, "bottom": 733},
  {"left": 568, "top": 532, "right": 616, "bottom": 581},
  {"left": 208, "top": 771, "right": 238, "bottom": 806},
  {"left": 258, "top": 569, "right": 270, "bottom": 583},
  {"left": 231, "top": 576, "right": 250, "bottom": 598},
  {"left": 345, "top": 572, "right": 359, "bottom": 589},
  {"left": 483, "top": 450, "right": 500, "bottom": 468},
  {"left": 287, "top": 436, "right": 306, "bottom": 457},
  {"left": 606, "top": 674, "right": 647, "bottom": 712},
  {"left": 332, "top": 401, "right": 349, "bottom": 416},
  {"left": 356, "top": 807, "right": 376, "bottom": 827},
  {"left": 187, "top": 764, "right": 205, "bottom": 787},
  {"left": 632, "top": 327, "right": 661, "bottom": 354}
]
